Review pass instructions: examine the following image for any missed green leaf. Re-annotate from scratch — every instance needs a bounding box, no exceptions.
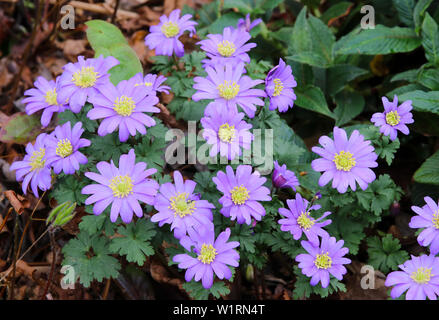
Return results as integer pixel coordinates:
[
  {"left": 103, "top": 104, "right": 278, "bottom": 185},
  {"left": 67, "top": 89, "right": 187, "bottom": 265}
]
[
  {"left": 85, "top": 20, "right": 142, "bottom": 85},
  {"left": 85, "top": 20, "right": 127, "bottom": 47},
  {"left": 367, "top": 234, "right": 409, "bottom": 273},
  {"left": 109, "top": 219, "right": 156, "bottom": 266},
  {"left": 135, "top": 131, "right": 166, "bottom": 172},
  {"left": 414, "top": 0, "right": 434, "bottom": 34},
  {"left": 390, "top": 69, "right": 418, "bottom": 82},
  {"left": 51, "top": 175, "right": 88, "bottom": 205},
  {"left": 182, "top": 280, "right": 231, "bottom": 300},
  {"left": 320, "top": 2, "right": 353, "bottom": 25},
  {"left": 0, "top": 112, "right": 42, "bottom": 144},
  {"left": 398, "top": 90, "right": 439, "bottom": 114},
  {"left": 335, "top": 25, "right": 421, "bottom": 55},
  {"left": 207, "top": 12, "right": 242, "bottom": 34},
  {"left": 414, "top": 150, "right": 439, "bottom": 185},
  {"left": 87, "top": 132, "right": 130, "bottom": 164},
  {"left": 271, "top": 27, "right": 294, "bottom": 44},
  {"left": 62, "top": 231, "right": 121, "bottom": 287},
  {"left": 293, "top": 266, "right": 346, "bottom": 299},
  {"left": 295, "top": 85, "right": 334, "bottom": 118},
  {"left": 58, "top": 104, "right": 98, "bottom": 133},
  {"left": 392, "top": 0, "right": 415, "bottom": 27},
  {"left": 333, "top": 90, "right": 365, "bottom": 126},
  {"left": 79, "top": 212, "right": 116, "bottom": 236},
  {"left": 327, "top": 64, "right": 368, "bottom": 96},
  {"left": 288, "top": 7, "right": 335, "bottom": 67},
  {"left": 417, "top": 68, "right": 439, "bottom": 90},
  {"left": 230, "top": 224, "right": 256, "bottom": 254},
  {"left": 222, "top": 0, "right": 253, "bottom": 14},
  {"left": 421, "top": 13, "right": 439, "bottom": 66}
]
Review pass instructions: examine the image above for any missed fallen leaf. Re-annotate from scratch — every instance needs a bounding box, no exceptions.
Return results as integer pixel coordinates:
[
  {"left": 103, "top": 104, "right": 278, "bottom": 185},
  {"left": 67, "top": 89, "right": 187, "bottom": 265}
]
[
  {"left": 4, "top": 190, "right": 30, "bottom": 215},
  {"left": 0, "top": 111, "right": 43, "bottom": 144}
]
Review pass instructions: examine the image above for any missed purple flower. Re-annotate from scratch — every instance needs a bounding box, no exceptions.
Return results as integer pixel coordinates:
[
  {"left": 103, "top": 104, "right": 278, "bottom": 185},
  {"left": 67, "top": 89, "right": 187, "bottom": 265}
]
[
  {"left": 132, "top": 72, "right": 171, "bottom": 95},
  {"left": 87, "top": 75, "right": 160, "bottom": 142},
  {"left": 201, "top": 102, "right": 253, "bottom": 160},
  {"left": 144, "top": 9, "right": 197, "bottom": 57},
  {"left": 10, "top": 133, "right": 53, "bottom": 197},
  {"left": 409, "top": 196, "right": 439, "bottom": 255},
  {"left": 45, "top": 121, "right": 91, "bottom": 175},
  {"left": 192, "top": 62, "right": 265, "bottom": 118},
  {"left": 151, "top": 171, "right": 215, "bottom": 239},
  {"left": 311, "top": 127, "right": 378, "bottom": 194},
  {"left": 272, "top": 160, "right": 299, "bottom": 190},
  {"left": 212, "top": 165, "right": 271, "bottom": 225},
  {"left": 173, "top": 226, "right": 240, "bottom": 289},
  {"left": 278, "top": 193, "right": 331, "bottom": 245},
  {"left": 236, "top": 14, "right": 262, "bottom": 33},
  {"left": 198, "top": 27, "right": 256, "bottom": 67},
  {"left": 385, "top": 255, "right": 439, "bottom": 300},
  {"left": 23, "top": 76, "right": 68, "bottom": 127},
  {"left": 265, "top": 58, "right": 297, "bottom": 112},
  {"left": 296, "top": 235, "right": 351, "bottom": 288},
  {"left": 82, "top": 149, "right": 159, "bottom": 223},
  {"left": 371, "top": 95, "right": 414, "bottom": 141},
  {"left": 57, "top": 55, "right": 119, "bottom": 113}
]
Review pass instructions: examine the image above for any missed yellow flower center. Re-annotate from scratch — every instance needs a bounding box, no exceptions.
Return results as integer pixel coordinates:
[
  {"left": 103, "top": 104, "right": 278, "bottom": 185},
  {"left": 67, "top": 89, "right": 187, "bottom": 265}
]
[
  {"left": 30, "top": 148, "right": 46, "bottom": 171},
  {"left": 297, "top": 212, "right": 314, "bottom": 231},
  {"left": 217, "top": 40, "right": 236, "bottom": 57},
  {"left": 217, "top": 80, "right": 240, "bottom": 100},
  {"left": 55, "top": 138, "right": 73, "bottom": 158},
  {"left": 411, "top": 267, "right": 432, "bottom": 284},
  {"left": 314, "top": 252, "right": 332, "bottom": 269},
  {"left": 161, "top": 22, "right": 180, "bottom": 38},
  {"left": 218, "top": 123, "right": 236, "bottom": 143},
  {"left": 432, "top": 211, "right": 439, "bottom": 229},
  {"left": 134, "top": 82, "right": 153, "bottom": 87},
  {"left": 169, "top": 192, "right": 196, "bottom": 218},
  {"left": 273, "top": 78, "right": 283, "bottom": 96},
  {"left": 45, "top": 88, "right": 58, "bottom": 106},
  {"left": 333, "top": 150, "right": 356, "bottom": 172},
  {"left": 385, "top": 110, "right": 401, "bottom": 126},
  {"left": 230, "top": 185, "right": 249, "bottom": 205},
  {"left": 197, "top": 244, "right": 217, "bottom": 264},
  {"left": 109, "top": 175, "right": 134, "bottom": 198},
  {"left": 72, "top": 67, "right": 99, "bottom": 88},
  {"left": 114, "top": 95, "right": 135, "bottom": 116}
]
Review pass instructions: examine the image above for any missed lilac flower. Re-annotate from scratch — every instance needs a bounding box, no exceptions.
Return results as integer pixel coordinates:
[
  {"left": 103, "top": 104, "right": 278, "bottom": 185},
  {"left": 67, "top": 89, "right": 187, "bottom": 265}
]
[
  {"left": 236, "top": 14, "right": 262, "bottom": 33},
  {"left": 371, "top": 95, "right": 414, "bottom": 141},
  {"left": 272, "top": 160, "right": 299, "bottom": 190},
  {"left": 132, "top": 72, "right": 171, "bottom": 95},
  {"left": 45, "top": 121, "right": 91, "bottom": 175},
  {"left": 173, "top": 226, "right": 240, "bottom": 289},
  {"left": 385, "top": 255, "right": 439, "bottom": 300},
  {"left": 409, "top": 196, "right": 439, "bottom": 255},
  {"left": 87, "top": 75, "right": 159, "bottom": 142},
  {"left": 23, "top": 76, "right": 68, "bottom": 127},
  {"left": 212, "top": 165, "right": 271, "bottom": 225},
  {"left": 278, "top": 193, "right": 331, "bottom": 245},
  {"left": 311, "top": 127, "right": 378, "bottom": 194},
  {"left": 57, "top": 55, "right": 119, "bottom": 113},
  {"left": 10, "top": 133, "right": 53, "bottom": 197},
  {"left": 151, "top": 171, "right": 215, "bottom": 239},
  {"left": 193, "top": 62, "right": 265, "bottom": 118},
  {"left": 82, "top": 149, "right": 159, "bottom": 223},
  {"left": 296, "top": 236, "right": 351, "bottom": 288},
  {"left": 144, "top": 9, "right": 197, "bottom": 57},
  {"left": 201, "top": 102, "right": 253, "bottom": 160},
  {"left": 265, "top": 58, "right": 297, "bottom": 112},
  {"left": 198, "top": 27, "right": 256, "bottom": 67}
]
